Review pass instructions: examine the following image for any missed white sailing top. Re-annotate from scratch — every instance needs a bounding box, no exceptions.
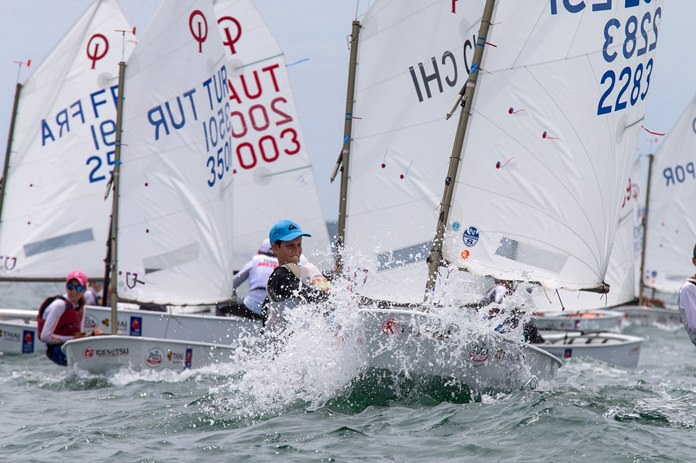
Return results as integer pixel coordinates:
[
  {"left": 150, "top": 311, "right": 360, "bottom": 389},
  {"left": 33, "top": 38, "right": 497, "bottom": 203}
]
[
  {"left": 233, "top": 254, "right": 278, "bottom": 313},
  {"left": 678, "top": 278, "right": 696, "bottom": 347}
]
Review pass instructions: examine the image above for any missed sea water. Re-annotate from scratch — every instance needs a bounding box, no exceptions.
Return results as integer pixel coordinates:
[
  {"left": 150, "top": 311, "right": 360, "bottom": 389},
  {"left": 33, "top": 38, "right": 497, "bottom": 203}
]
[{"left": 1, "top": 282, "right": 696, "bottom": 462}]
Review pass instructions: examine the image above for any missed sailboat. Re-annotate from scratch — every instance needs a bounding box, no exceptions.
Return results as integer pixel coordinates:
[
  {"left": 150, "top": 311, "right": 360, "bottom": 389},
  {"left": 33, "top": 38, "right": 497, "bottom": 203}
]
[
  {"left": 215, "top": 0, "right": 332, "bottom": 271},
  {"left": 0, "top": 0, "right": 136, "bottom": 354},
  {"left": 336, "top": 0, "right": 663, "bottom": 380},
  {"left": 615, "top": 95, "right": 696, "bottom": 325},
  {"left": 62, "top": 0, "right": 251, "bottom": 372},
  {"left": 3, "top": 0, "right": 333, "bottom": 365}
]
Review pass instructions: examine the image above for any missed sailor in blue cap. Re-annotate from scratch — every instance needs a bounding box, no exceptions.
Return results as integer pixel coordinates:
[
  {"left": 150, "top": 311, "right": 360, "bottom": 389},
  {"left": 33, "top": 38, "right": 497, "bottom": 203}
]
[{"left": 262, "top": 219, "right": 330, "bottom": 326}]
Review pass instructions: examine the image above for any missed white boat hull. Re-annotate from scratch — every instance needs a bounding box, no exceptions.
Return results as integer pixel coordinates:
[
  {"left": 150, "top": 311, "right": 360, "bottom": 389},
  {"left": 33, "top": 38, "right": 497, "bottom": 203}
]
[
  {"left": 535, "top": 331, "right": 643, "bottom": 368},
  {"left": 613, "top": 304, "right": 682, "bottom": 326},
  {"left": 62, "top": 335, "right": 237, "bottom": 374},
  {"left": 0, "top": 306, "right": 261, "bottom": 355},
  {"left": 0, "top": 319, "right": 43, "bottom": 354},
  {"left": 530, "top": 309, "right": 624, "bottom": 332},
  {"left": 83, "top": 306, "right": 261, "bottom": 342},
  {"left": 359, "top": 309, "right": 562, "bottom": 391},
  {"left": 0, "top": 309, "right": 36, "bottom": 321}
]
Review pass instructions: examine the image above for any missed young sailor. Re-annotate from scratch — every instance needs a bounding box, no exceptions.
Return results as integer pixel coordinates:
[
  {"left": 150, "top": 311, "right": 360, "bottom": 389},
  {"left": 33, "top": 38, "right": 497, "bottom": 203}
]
[
  {"left": 479, "top": 279, "right": 544, "bottom": 344},
  {"left": 678, "top": 242, "right": 696, "bottom": 347},
  {"left": 38, "top": 270, "right": 104, "bottom": 366},
  {"left": 262, "top": 219, "right": 330, "bottom": 330}
]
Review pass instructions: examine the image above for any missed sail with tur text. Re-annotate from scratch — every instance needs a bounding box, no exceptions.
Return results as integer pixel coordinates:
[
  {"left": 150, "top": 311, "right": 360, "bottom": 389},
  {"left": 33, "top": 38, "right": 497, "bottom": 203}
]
[{"left": 115, "top": 0, "right": 234, "bottom": 305}]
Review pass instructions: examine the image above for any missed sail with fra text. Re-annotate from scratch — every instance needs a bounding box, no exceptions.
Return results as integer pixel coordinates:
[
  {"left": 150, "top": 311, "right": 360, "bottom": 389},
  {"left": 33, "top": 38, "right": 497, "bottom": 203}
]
[{"left": 0, "top": 0, "right": 134, "bottom": 280}]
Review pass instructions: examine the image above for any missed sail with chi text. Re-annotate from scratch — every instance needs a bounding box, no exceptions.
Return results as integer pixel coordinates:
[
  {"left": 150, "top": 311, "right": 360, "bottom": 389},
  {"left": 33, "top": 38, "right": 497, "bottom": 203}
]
[
  {"left": 0, "top": 0, "right": 134, "bottom": 281},
  {"left": 115, "top": 0, "right": 234, "bottom": 305},
  {"left": 441, "top": 1, "right": 662, "bottom": 291},
  {"left": 342, "top": 0, "right": 489, "bottom": 303},
  {"left": 642, "top": 95, "right": 696, "bottom": 294},
  {"left": 213, "top": 0, "right": 331, "bottom": 270}
]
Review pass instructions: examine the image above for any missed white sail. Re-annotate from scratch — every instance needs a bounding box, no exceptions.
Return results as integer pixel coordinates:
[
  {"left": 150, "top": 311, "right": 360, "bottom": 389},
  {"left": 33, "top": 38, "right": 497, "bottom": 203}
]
[
  {"left": 116, "top": 0, "right": 234, "bottom": 305},
  {"left": 643, "top": 96, "right": 696, "bottom": 293},
  {"left": 0, "top": 0, "right": 134, "bottom": 280},
  {"left": 443, "top": 1, "right": 662, "bottom": 291},
  {"left": 213, "top": 0, "right": 331, "bottom": 269},
  {"left": 533, "top": 156, "right": 644, "bottom": 310},
  {"left": 343, "top": 0, "right": 488, "bottom": 303}
]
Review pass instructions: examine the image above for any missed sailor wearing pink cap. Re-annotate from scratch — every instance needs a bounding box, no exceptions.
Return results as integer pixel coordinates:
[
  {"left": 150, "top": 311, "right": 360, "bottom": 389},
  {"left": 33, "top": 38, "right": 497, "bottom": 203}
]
[{"left": 38, "top": 270, "right": 103, "bottom": 366}]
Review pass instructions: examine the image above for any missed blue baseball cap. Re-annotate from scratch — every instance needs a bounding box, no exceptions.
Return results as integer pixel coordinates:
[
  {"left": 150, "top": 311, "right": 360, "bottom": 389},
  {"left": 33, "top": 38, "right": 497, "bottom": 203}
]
[{"left": 269, "top": 219, "right": 311, "bottom": 244}]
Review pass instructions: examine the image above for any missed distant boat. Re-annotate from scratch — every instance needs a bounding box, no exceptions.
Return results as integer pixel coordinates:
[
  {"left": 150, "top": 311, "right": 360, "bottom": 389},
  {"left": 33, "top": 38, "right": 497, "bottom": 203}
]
[
  {"left": 616, "top": 95, "right": 696, "bottom": 326},
  {"left": 0, "top": 0, "right": 135, "bottom": 355},
  {"left": 334, "top": 0, "right": 682, "bottom": 389},
  {"left": 217, "top": 0, "right": 332, "bottom": 269},
  {"left": 63, "top": 0, "right": 246, "bottom": 372},
  {"left": 334, "top": 0, "right": 665, "bottom": 375},
  {"left": 0, "top": 0, "right": 132, "bottom": 283}
]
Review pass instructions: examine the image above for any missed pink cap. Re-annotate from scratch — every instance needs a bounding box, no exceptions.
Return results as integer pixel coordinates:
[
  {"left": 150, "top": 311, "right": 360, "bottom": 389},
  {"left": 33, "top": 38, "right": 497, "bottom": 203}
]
[{"left": 66, "top": 270, "right": 88, "bottom": 287}]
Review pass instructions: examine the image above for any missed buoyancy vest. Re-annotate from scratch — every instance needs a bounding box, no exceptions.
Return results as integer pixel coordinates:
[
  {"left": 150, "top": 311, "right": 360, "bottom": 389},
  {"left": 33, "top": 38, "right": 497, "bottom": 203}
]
[{"left": 37, "top": 296, "right": 82, "bottom": 340}]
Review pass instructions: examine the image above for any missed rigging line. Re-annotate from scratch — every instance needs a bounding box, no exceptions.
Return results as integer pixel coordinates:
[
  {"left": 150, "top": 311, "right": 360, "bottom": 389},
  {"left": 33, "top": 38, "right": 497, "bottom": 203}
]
[
  {"left": 555, "top": 289, "right": 566, "bottom": 312},
  {"left": 352, "top": 112, "right": 453, "bottom": 141},
  {"left": 229, "top": 53, "right": 284, "bottom": 71}
]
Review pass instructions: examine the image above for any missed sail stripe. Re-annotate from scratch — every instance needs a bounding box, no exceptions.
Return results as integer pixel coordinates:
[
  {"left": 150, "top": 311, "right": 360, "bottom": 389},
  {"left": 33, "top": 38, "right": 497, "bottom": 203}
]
[{"left": 24, "top": 229, "right": 94, "bottom": 257}]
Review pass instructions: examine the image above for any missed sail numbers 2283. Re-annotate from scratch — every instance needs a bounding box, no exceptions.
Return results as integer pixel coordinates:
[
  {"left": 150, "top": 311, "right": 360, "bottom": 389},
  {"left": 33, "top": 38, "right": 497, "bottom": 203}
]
[{"left": 596, "top": 7, "right": 661, "bottom": 115}]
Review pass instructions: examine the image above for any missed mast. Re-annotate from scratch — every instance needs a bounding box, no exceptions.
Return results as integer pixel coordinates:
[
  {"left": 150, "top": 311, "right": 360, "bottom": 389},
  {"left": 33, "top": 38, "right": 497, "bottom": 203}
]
[
  {"left": 109, "top": 61, "right": 126, "bottom": 334},
  {"left": 638, "top": 153, "right": 654, "bottom": 305},
  {"left": 0, "top": 83, "right": 23, "bottom": 222},
  {"left": 331, "top": 20, "right": 361, "bottom": 275},
  {"left": 424, "top": 0, "right": 496, "bottom": 301}
]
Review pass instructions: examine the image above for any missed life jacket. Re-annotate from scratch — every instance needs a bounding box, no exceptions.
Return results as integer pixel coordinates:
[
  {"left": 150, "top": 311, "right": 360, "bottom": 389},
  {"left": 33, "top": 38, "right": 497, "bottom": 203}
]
[{"left": 37, "top": 296, "right": 82, "bottom": 341}]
